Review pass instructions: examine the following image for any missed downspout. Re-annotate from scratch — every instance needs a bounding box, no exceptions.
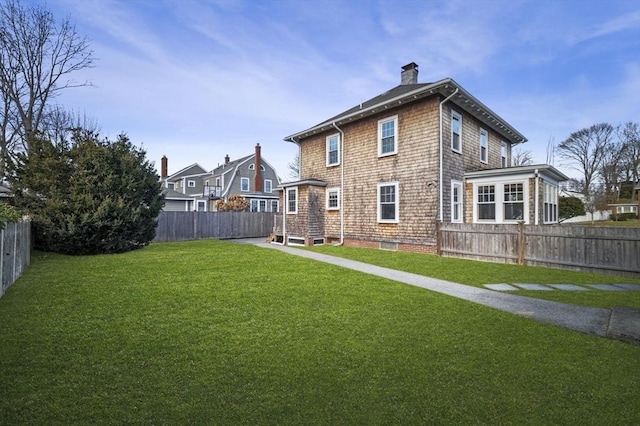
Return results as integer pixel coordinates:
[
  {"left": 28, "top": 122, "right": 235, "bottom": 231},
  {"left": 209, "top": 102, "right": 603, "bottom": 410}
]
[
  {"left": 439, "top": 88, "right": 459, "bottom": 222},
  {"left": 332, "top": 122, "right": 345, "bottom": 245},
  {"left": 534, "top": 168, "right": 539, "bottom": 225}
]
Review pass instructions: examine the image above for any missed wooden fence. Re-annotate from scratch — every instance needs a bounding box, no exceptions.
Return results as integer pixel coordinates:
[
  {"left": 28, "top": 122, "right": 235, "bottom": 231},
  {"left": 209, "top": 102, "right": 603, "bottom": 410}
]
[
  {"left": 437, "top": 222, "right": 640, "bottom": 278},
  {"left": 0, "top": 221, "right": 31, "bottom": 298},
  {"left": 154, "top": 211, "right": 274, "bottom": 242}
]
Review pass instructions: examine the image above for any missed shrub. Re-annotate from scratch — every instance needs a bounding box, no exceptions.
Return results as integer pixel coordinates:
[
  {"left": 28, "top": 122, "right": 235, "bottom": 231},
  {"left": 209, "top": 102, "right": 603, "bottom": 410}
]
[
  {"left": 0, "top": 204, "right": 22, "bottom": 229},
  {"left": 614, "top": 212, "right": 638, "bottom": 221}
]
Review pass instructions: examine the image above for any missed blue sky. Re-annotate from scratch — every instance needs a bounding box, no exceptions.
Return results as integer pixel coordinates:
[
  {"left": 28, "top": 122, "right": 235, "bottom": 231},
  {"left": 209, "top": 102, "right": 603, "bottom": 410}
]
[{"left": 40, "top": 0, "right": 640, "bottom": 181}]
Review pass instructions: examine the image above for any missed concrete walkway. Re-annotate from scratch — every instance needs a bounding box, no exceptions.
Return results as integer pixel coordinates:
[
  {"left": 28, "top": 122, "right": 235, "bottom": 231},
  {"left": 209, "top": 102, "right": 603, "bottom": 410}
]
[{"left": 234, "top": 239, "right": 640, "bottom": 346}]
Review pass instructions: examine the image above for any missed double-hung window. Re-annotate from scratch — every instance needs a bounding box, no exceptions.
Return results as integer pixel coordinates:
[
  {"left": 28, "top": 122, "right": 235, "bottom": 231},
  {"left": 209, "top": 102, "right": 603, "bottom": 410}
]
[
  {"left": 326, "top": 134, "right": 340, "bottom": 166},
  {"left": 451, "top": 110, "right": 462, "bottom": 153},
  {"left": 250, "top": 199, "right": 259, "bottom": 212},
  {"left": 286, "top": 187, "right": 298, "bottom": 214},
  {"left": 477, "top": 185, "right": 495, "bottom": 220},
  {"left": 451, "top": 181, "right": 463, "bottom": 223},
  {"left": 544, "top": 183, "right": 558, "bottom": 223},
  {"left": 264, "top": 179, "right": 272, "bottom": 193},
  {"left": 326, "top": 188, "right": 340, "bottom": 210},
  {"left": 377, "top": 182, "right": 399, "bottom": 223},
  {"left": 501, "top": 142, "right": 508, "bottom": 168},
  {"left": 241, "top": 177, "right": 249, "bottom": 192},
  {"left": 378, "top": 116, "right": 398, "bottom": 157},
  {"left": 480, "top": 128, "right": 488, "bottom": 163},
  {"left": 504, "top": 183, "right": 524, "bottom": 220}
]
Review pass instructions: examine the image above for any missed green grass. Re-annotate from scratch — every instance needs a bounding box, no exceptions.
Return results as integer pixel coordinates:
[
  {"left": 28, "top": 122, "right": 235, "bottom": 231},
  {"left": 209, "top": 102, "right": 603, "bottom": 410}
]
[
  {"left": 1, "top": 240, "right": 639, "bottom": 424},
  {"left": 575, "top": 218, "right": 640, "bottom": 227},
  {"left": 308, "top": 245, "right": 640, "bottom": 310}
]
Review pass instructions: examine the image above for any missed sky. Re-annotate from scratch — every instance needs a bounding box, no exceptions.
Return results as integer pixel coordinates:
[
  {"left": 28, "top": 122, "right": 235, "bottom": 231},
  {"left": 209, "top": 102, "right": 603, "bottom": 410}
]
[{"left": 36, "top": 0, "right": 640, "bottom": 182}]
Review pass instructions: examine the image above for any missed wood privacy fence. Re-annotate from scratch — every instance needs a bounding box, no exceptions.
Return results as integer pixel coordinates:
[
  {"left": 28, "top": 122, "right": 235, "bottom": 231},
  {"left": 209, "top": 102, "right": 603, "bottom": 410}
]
[
  {"left": 0, "top": 221, "right": 31, "bottom": 299},
  {"left": 154, "top": 211, "right": 274, "bottom": 242},
  {"left": 437, "top": 222, "right": 640, "bottom": 278}
]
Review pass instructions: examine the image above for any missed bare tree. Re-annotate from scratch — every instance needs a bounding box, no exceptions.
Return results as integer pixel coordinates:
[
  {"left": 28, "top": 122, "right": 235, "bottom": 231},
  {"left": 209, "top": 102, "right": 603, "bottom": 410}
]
[
  {"left": 545, "top": 136, "right": 555, "bottom": 165},
  {"left": 511, "top": 147, "right": 533, "bottom": 167},
  {"left": 618, "top": 122, "right": 640, "bottom": 184},
  {"left": 557, "top": 123, "right": 613, "bottom": 197},
  {"left": 287, "top": 151, "right": 300, "bottom": 180},
  {"left": 0, "top": 0, "right": 94, "bottom": 177}
]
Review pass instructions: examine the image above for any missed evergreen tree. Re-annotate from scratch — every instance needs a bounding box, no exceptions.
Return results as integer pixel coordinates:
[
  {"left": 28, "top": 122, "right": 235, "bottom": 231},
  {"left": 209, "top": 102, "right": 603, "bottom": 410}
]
[
  {"left": 8, "top": 130, "right": 164, "bottom": 254},
  {"left": 559, "top": 196, "right": 585, "bottom": 222}
]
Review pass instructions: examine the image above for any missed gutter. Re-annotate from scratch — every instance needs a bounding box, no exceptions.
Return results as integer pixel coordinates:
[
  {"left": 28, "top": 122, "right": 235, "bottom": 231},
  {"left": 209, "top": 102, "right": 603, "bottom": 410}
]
[
  {"left": 439, "top": 88, "right": 459, "bottom": 222},
  {"left": 332, "top": 122, "right": 345, "bottom": 245}
]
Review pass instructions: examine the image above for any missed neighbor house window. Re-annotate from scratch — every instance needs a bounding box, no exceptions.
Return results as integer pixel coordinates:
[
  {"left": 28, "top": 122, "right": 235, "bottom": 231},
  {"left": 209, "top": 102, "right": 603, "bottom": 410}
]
[
  {"left": 544, "top": 183, "right": 558, "bottom": 223},
  {"left": 188, "top": 180, "right": 196, "bottom": 187},
  {"left": 250, "top": 199, "right": 259, "bottom": 212},
  {"left": 196, "top": 200, "right": 206, "bottom": 212},
  {"left": 167, "top": 182, "right": 175, "bottom": 190},
  {"left": 504, "top": 183, "right": 524, "bottom": 220},
  {"left": 480, "top": 128, "right": 488, "bottom": 163},
  {"left": 326, "top": 188, "right": 340, "bottom": 210},
  {"left": 451, "top": 110, "right": 462, "bottom": 153},
  {"left": 377, "top": 182, "right": 399, "bottom": 223},
  {"left": 286, "top": 187, "right": 298, "bottom": 214},
  {"left": 259, "top": 200, "right": 266, "bottom": 212},
  {"left": 271, "top": 200, "right": 279, "bottom": 213},
  {"left": 215, "top": 177, "right": 221, "bottom": 187},
  {"left": 241, "top": 177, "right": 250, "bottom": 192},
  {"left": 326, "top": 134, "right": 340, "bottom": 166},
  {"left": 477, "top": 185, "right": 495, "bottom": 220},
  {"left": 378, "top": 115, "right": 398, "bottom": 157},
  {"left": 264, "top": 179, "right": 272, "bottom": 193},
  {"left": 451, "top": 181, "right": 463, "bottom": 223},
  {"left": 501, "top": 142, "right": 508, "bottom": 168}
]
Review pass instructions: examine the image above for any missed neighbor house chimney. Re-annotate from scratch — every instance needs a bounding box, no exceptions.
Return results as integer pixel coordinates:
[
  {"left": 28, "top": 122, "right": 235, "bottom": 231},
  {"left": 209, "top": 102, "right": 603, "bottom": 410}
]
[
  {"left": 161, "top": 155, "right": 168, "bottom": 179},
  {"left": 225, "top": 154, "right": 230, "bottom": 165},
  {"left": 254, "top": 143, "right": 263, "bottom": 192},
  {"left": 401, "top": 62, "right": 419, "bottom": 85}
]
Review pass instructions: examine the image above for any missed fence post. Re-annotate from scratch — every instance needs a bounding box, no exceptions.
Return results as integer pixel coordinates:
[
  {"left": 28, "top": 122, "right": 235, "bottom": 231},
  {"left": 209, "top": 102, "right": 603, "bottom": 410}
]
[{"left": 517, "top": 221, "right": 525, "bottom": 265}]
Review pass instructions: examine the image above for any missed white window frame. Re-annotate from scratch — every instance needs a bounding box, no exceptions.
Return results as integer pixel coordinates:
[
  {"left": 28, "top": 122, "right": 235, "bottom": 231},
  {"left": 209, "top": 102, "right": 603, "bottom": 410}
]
[
  {"left": 377, "top": 182, "right": 399, "bottom": 223},
  {"left": 326, "top": 133, "right": 340, "bottom": 167},
  {"left": 270, "top": 200, "right": 279, "bottom": 213},
  {"left": 250, "top": 199, "right": 259, "bottom": 212},
  {"left": 451, "top": 110, "right": 462, "bottom": 154},
  {"left": 378, "top": 115, "right": 398, "bottom": 157},
  {"left": 451, "top": 180, "right": 463, "bottom": 223},
  {"left": 476, "top": 185, "right": 496, "bottom": 221},
  {"left": 286, "top": 187, "right": 298, "bottom": 214},
  {"left": 501, "top": 142, "right": 508, "bottom": 168},
  {"left": 188, "top": 180, "right": 196, "bottom": 188},
  {"left": 196, "top": 200, "right": 206, "bottom": 212},
  {"left": 326, "top": 187, "right": 340, "bottom": 210},
  {"left": 264, "top": 179, "right": 272, "bottom": 193},
  {"left": 240, "top": 177, "right": 250, "bottom": 192},
  {"left": 503, "top": 183, "right": 525, "bottom": 221},
  {"left": 472, "top": 179, "right": 529, "bottom": 224},
  {"left": 479, "top": 128, "right": 488, "bottom": 164},
  {"left": 544, "top": 183, "right": 558, "bottom": 224}
]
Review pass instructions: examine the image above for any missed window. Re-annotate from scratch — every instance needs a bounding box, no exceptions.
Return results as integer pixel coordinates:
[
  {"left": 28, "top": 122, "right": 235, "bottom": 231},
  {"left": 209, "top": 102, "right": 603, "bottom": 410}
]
[
  {"left": 286, "top": 187, "right": 298, "bottom": 214},
  {"left": 259, "top": 200, "right": 266, "bottom": 212},
  {"left": 196, "top": 200, "right": 206, "bottom": 212},
  {"left": 271, "top": 200, "right": 279, "bottom": 213},
  {"left": 544, "top": 183, "right": 558, "bottom": 223},
  {"left": 377, "top": 182, "right": 399, "bottom": 223},
  {"left": 248, "top": 164, "right": 265, "bottom": 171},
  {"left": 215, "top": 177, "right": 221, "bottom": 187},
  {"left": 451, "top": 181, "right": 463, "bottom": 223},
  {"left": 326, "top": 188, "right": 340, "bottom": 210},
  {"left": 250, "top": 199, "right": 259, "bottom": 212},
  {"left": 241, "top": 177, "right": 249, "bottom": 192},
  {"left": 477, "top": 185, "right": 495, "bottom": 220},
  {"left": 167, "top": 182, "right": 175, "bottom": 190},
  {"left": 326, "top": 134, "right": 340, "bottom": 166},
  {"left": 188, "top": 180, "right": 196, "bottom": 188},
  {"left": 264, "top": 179, "right": 272, "bottom": 193},
  {"left": 480, "top": 128, "right": 488, "bottom": 163},
  {"left": 504, "top": 183, "right": 524, "bottom": 220},
  {"left": 501, "top": 142, "right": 508, "bottom": 168},
  {"left": 451, "top": 110, "right": 462, "bottom": 153},
  {"left": 378, "top": 115, "right": 398, "bottom": 157}
]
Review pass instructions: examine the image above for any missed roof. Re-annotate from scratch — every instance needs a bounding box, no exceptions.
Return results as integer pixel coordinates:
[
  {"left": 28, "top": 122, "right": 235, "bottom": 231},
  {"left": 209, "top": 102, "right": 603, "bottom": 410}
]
[
  {"left": 165, "top": 163, "right": 208, "bottom": 181},
  {"left": 284, "top": 78, "right": 527, "bottom": 145},
  {"left": 279, "top": 178, "right": 328, "bottom": 188},
  {"left": 212, "top": 155, "right": 253, "bottom": 176},
  {"left": 162, "top": 188, "right": 199, "bottom": 200},
  {"left": 464, "top": 164, "right": 569, "bottom": 182}
]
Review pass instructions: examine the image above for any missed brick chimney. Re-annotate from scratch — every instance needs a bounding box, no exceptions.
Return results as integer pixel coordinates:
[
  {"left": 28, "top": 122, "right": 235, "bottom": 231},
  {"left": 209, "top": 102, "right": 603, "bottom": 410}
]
[
  {"left": 254, "top": 143, "right": 263, "bottom": 192},
  {"left": 161, "top": 155, "right": 168, "bottom": 179},
  {"left": 401, "top": 62, "right": 419, "bottom": 85},
  {"left": 225, "top": 154, "right": 230, "bottom": 165}
]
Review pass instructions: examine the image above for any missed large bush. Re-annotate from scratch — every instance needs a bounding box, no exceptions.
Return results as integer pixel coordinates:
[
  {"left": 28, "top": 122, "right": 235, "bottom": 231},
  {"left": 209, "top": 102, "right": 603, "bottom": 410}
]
[
  {"left": 559, "top": 196, "right": 585, "bottom": 221},
  {"left": 8, "top": 130, "right": 164, "bottom": 254}
]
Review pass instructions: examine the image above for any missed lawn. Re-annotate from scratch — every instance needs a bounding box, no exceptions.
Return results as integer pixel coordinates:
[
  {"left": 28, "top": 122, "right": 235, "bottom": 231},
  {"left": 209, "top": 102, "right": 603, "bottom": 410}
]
[
  {"left": 308, "top": 245, "right": 640, "bottom": 310},
  {"left": 1, "top": 240, "right": 639, "bottom": 424}
]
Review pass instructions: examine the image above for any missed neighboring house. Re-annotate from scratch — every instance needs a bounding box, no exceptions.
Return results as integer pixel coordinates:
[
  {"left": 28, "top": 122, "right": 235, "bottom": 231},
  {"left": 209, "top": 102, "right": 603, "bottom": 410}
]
[
  {"left": 558, "top": 189, "right": 610, "bottom": 223},
  {"left": 276, "top": 62, "right": 567, "bottom": 251},
  {"left": 160, "top": 144, "right": 280, "bottom": 212},
  {"left": 609, "top": 203, "right": 638, "bottom": 217},
  {"left": 0, "top": 184, "right": 14, "bottom": 204}
]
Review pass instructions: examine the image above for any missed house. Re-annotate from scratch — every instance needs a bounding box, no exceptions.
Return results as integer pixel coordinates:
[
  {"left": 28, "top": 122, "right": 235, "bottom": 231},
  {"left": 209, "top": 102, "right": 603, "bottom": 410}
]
[
  {"left": 161, "top": 144, "right": 280, "bottom": 212},
  {"left": 276, "top": 62, "right": 567, "bottom": 251},
  {"left": 609, "top": 203, "right": 638, "bottom": 218}
]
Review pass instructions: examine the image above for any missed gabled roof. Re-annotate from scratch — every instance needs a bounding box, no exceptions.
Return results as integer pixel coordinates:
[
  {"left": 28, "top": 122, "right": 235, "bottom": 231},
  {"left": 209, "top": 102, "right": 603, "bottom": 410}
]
[
  {"left": 285, "top": 78, "right": 527, "bottom": 145},
  {"left": 212, "top": 155, "right": 253, "bottom": 176},
  {"left": 162, "top": 188, "right": 199, "bottom": 200},
  {"left": 165, "top": 163, "right": 208, "bottom": 181}
]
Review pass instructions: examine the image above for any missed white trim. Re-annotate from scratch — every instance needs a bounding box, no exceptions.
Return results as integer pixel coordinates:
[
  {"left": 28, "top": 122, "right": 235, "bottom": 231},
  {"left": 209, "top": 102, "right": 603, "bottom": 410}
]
[
  {"left": 326, "top": 187, "right": 340, "bottom": 210},
  {"left": 479, "top": 128, "right": 488, "bottom": 164},
  {"left": 326, "top": 133, "right": 340, "bottom": 167},
  {"left": 240, "top": 177, "right": 250, "bottom": 192},
  {"left": 472, "top": 178, "right": 529, "bottom": 224},
  {"left": 377, "top": 181, "right": 399, "bottom": 223},
  {"left": 196, "top": 200, "right": 207, "bottom": 212},
  {"left": 264, "top": 179, "right": 272, "bottom": 193},
  {"left": 451, "top": 109, "right": 462, "bottom": 154},
  {"left": 188, "top": 180, "right": 196, "bottom": 188},
  {"left": 451, "top": 180, "right": 463, "bottom": 223},
  {"left": 286, "top": 187, "right": 298, "bottom": 214},
  {"left": 377, "top": 115, "right": 398, "bottom": 157}
]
